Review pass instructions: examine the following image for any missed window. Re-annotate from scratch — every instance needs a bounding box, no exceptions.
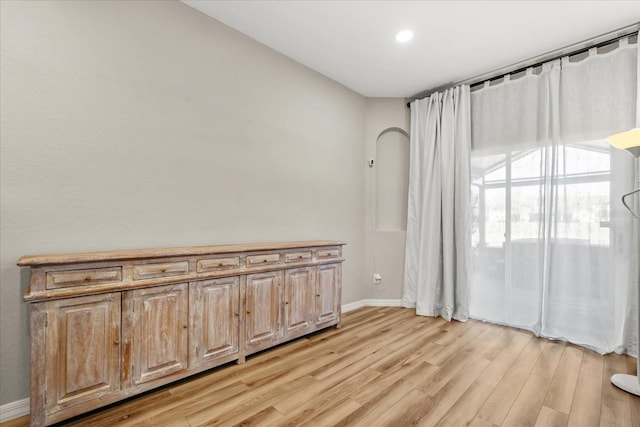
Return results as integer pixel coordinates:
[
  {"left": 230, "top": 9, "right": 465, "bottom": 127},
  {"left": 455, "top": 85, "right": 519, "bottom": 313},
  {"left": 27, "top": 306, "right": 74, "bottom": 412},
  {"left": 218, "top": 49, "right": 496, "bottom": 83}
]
[{"left": 472, "top": 143, "right": 611, "bottom": 250}]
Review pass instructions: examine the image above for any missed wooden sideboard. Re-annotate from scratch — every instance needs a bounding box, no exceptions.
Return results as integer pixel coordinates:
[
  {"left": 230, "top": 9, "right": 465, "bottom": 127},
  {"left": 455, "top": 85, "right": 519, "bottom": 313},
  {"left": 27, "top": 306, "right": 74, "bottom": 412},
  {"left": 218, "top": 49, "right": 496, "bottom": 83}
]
[{"left": 19, "top": 240, "right": 344, "bottom": 426}]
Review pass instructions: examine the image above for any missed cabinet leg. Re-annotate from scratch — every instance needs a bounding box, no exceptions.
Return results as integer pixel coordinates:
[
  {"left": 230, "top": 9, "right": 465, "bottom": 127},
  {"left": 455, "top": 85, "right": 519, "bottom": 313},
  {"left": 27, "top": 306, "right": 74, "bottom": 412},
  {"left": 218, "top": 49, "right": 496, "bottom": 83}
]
[{"left": 236, "top": 355, "right": 246, "bottom": 365}]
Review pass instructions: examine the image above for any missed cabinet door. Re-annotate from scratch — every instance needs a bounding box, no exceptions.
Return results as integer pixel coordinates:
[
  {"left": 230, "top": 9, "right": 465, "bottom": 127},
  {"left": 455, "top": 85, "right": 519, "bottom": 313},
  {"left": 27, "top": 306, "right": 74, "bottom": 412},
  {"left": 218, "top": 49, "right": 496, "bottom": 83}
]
[
  {"left": 45, "top": 293, "right": 121, "bottom": 414},
  {"left": 283, "top": 267, "right": 314, "bottom": 339},
  {"left": 125, "top": 284, "right": 189, "bottom": 385},
  {"left": 189, "top": 277, "right": 239, "bottom": 369},
  {"left": 245, "top": 271, "right": 282, "bottom": 353},
  {"left": 315, "top": 263, "right": 341, "bottom": 328}
]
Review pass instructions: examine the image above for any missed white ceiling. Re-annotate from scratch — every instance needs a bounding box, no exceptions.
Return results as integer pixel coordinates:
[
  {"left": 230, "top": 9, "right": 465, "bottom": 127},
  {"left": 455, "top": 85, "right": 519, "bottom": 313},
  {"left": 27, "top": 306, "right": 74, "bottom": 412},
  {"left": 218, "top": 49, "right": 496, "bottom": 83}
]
[{"left": 182, "top": 1, "right": 640, "bottom": 98}]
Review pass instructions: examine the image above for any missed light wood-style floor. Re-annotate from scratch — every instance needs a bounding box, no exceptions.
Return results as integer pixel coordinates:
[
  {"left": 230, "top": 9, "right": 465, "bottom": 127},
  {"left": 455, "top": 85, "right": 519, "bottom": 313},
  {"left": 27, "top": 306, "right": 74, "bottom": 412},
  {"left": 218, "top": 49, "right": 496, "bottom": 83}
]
[{"left": 3, "top": 306, "right": 640, "bottom": 427}]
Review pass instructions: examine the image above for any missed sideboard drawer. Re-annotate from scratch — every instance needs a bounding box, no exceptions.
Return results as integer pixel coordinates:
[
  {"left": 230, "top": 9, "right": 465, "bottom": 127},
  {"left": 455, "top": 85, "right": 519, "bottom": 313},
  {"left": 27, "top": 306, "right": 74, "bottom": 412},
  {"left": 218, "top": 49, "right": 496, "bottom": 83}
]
[
  {"left": 316, "top": 248, "right": 340, "bottom": 259},
  {"left": 197, "top": 257, "right": 240, "bottom": 272},
  {"left": 133, "top": 261, "right": 189, "bottom": 280},
  {"left": 285, "top": 251, "right": 312, "bottom": 262},
  {"left": 46, "top": 267, "right": 122, "bottom": 289},
  {"left": 246, "top": 253, "right": 280, "bottom": 267}
]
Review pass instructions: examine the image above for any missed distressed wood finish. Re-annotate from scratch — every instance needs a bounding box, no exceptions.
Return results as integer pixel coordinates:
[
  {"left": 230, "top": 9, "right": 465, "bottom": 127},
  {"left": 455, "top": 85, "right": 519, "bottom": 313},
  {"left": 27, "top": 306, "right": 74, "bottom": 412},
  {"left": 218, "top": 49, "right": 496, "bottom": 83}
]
[
  {"left": 44, "top": 293, "right": 121, "bottom": 415},
  {"left": 18, "top": 240, "right": 343, "bottom": 267},
  {"left": 20, "top": 241, "right": 344, "bottom": 426},
  {"left": 125, "top": 284, "right": 189, "bottom": 386},
  {"left": 284, "top": 267, "right": 315, "bottom": 339},
  {"left": 45, "top": 267, "right": 122, "bottom": 289},
  {"left": 189, "top": 277, "right": 239, "bottom": 369},
  {"left": 315, "top": 263, "right": 341, "bottom": 328},
  {"left": 245, "top": 271, "right": 282, "bottom": 354}
]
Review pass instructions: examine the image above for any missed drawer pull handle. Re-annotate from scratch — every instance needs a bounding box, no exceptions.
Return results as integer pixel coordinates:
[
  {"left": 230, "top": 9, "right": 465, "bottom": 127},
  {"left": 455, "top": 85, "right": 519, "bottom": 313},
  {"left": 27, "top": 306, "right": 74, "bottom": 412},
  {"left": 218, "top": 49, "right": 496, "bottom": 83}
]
[
  {"left": 161, "top": 269, "right": 166, "bottom": 273},
  {"left": 299, "top": 255, "right": 303, "bottom": 259},
  {"left": 84, "top": 277, "right": 91, "bottom": 282},
  {"left": 263, "top": 259, "right": 268, "bottom": 263},
  {"left": 218, "top": 263, "right": 223, "bottom": 267}
]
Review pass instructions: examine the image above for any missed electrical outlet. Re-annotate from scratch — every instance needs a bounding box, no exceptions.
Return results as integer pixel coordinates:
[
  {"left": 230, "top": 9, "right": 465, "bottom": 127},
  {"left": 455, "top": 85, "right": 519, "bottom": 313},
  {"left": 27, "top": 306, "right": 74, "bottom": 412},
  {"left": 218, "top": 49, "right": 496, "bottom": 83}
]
[{"left": 373, "top": 273, "right": 382, "bottom": 283}]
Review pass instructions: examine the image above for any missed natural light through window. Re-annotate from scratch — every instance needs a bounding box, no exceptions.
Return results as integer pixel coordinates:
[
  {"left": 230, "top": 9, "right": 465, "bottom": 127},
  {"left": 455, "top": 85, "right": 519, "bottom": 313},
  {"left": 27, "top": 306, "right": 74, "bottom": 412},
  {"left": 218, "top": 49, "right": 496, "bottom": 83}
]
[{"left": 472, "top": 142, "right": 611, "bottom": 250}]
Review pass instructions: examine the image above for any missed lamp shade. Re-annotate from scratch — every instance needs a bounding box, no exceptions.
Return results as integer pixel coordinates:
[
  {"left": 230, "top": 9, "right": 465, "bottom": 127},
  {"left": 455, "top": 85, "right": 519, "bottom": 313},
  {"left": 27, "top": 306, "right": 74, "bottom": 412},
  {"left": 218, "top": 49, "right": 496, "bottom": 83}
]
[{"left": 608, "top": 128, "right": 640, "bottom": 157}]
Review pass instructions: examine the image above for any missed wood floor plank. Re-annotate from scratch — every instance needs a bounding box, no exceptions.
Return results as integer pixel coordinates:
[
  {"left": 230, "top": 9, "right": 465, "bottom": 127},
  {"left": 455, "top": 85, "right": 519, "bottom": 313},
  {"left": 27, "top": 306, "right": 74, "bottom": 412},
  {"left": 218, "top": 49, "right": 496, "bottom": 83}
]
[
  {"left": 475, "top": 338, "right": 546, "bottom": 425},
  {"left": 600, "top": 396, "right": 633, "bottom": 427},
  {"left": 465, "top": 323, "right": 502, "bottom": 350},
  {"left": 74, "top": 381, "right": 248, "bottom": 427},
  {"left": 310, "top": 313, "right": 437, "bottom": 381},
  {"left": 581, "top": 348, "right": 604, "bottom": 373},
  {"left": 371, "top": 388, "right": 433, "bottom": 426},
  {"left": 419, "top": 349, "right": 476, "bottom": 396},
  {"left": 427, "top": 321, "right": 489, "bottom": 366},
  {"left": 417, "top": 355, "right": 492, "bottom": 426},
  {"left": 434, "top": 381, "right": 494, "bottom": 427},
  {"left": 543, "top": 346, "right": 583, "bottom": 414},
  {"left": 468, "top": 417, "right": 498, "bottom": 427},
  {"left": 302, "top": 397, "right": 361, "bottom": 427},
  {"left": 130, "top": 382, "right": 255, "bottom": 426},
  {"left": 232, "top": 405, "right": 282, "bottom": 427},
  {"left": 63, "top": 389, "right": 176, "bottom": 426},
  {"left": 476, "top": 348, "right": 517, "bottom": 387},
  {"left": 366, "top": 321, "right": 449, "bottom": 373},
  {"left": 566, "top": 350, "right": 603, "bottom": 427},
  {"left": 502, "top": 373, "right": 553, "bottom": 427},
  {"left": 502, "top": 330, "right": 535, "bottom": 357},
  {"left": 530, "top": 340, "right": 565, "bottom": 379},
  {"left": 332, "top": 364, "right": 431, "bottom": 426},
  {"left": 270, "top": 367, "right": 379, "bottom": 424},
  {"left": 534, "top": 406, "right": 569, "bottom": 427},
  {"left": 186, "top": 374, "right": 317, "bottom": 426},
  {"left": 350, "top": 359, "right": 438, "bottom": 405},
  {"left": 0, "top": 418, "right": 30, "bottom": 427},
  {"left": 479, "top": 326, "right": 518, "bottom": 360}
]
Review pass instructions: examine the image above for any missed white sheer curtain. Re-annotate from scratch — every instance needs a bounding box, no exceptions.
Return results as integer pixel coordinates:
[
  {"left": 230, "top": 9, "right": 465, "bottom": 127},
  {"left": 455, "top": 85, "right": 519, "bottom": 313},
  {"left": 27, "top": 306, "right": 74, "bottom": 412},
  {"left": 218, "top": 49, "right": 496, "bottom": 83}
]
[
  {"left": 469, "top": 36, "right": 638, "bottom": 354},
  {"left": 403, "top": 85, "right": 471, "bottom": 321}
]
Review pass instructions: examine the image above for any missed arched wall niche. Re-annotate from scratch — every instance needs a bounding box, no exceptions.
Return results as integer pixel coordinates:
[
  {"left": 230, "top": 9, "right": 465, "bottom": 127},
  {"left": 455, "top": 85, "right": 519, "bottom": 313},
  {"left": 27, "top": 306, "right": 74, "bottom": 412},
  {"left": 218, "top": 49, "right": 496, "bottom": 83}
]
[{"left": 375, "top": 127, "right": 410, "bottom": 231}]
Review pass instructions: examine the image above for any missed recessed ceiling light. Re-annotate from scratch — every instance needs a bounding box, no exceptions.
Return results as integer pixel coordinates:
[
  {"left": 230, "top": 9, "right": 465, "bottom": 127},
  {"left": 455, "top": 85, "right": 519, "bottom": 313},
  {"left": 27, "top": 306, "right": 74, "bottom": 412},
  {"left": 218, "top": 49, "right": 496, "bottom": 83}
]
[{"left": 395, "top": 30, "right": 414, "bottom": 43}]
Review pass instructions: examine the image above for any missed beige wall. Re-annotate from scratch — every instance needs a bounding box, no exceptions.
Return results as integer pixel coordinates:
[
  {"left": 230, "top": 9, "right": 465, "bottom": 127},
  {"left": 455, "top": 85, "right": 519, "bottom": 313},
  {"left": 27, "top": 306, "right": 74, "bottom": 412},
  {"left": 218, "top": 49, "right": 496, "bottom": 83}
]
[
  {"left": 0, "top": 0, "right": 369, "bottom": 405},
  {"left": 364, "top": 99, "right": 411, "bottom": 300}
]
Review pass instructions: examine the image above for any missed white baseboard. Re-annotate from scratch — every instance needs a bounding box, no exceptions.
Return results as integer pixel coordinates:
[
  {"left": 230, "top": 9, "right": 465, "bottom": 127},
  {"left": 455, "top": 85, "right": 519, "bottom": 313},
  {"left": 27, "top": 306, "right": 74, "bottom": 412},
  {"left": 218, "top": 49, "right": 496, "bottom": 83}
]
[
  {"left": 342, "top": 298, "right": 402, "bottom": 313},
  {"left": 0, "top": 397, "right": 29, "bottom": 422},
  {"left": 0, "top": 299, "right": 402, "bottom": 423},
  {"left": 341, "top": 300, "right": 366, "bottom": 312}
]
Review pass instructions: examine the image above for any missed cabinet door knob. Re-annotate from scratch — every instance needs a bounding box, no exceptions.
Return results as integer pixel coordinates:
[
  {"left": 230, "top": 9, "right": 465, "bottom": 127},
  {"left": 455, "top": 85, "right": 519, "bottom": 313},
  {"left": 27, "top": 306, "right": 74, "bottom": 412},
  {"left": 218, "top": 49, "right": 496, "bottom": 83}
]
[
  {"left": 316, "top": 294, "right": 321, "bottom": 297},
  {"left": 114, "top": 340, "right": 119, "bottom": 345},
  {"left": 285, "top": 301, "right": 289, "bottom": 305},
  {"left": 183, "top": 325, "right": 188, "bottom": 329},
  {"left": 247, "top": 311, "right": 251, "bottom": 314}
]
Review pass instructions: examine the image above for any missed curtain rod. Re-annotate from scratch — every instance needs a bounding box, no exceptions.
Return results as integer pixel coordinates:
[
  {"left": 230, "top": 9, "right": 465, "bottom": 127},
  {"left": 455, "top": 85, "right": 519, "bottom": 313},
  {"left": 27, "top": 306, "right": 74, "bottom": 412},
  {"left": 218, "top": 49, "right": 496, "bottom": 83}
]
[{"left": 406, "top": 22, "right": 640, "bottom": 108}]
